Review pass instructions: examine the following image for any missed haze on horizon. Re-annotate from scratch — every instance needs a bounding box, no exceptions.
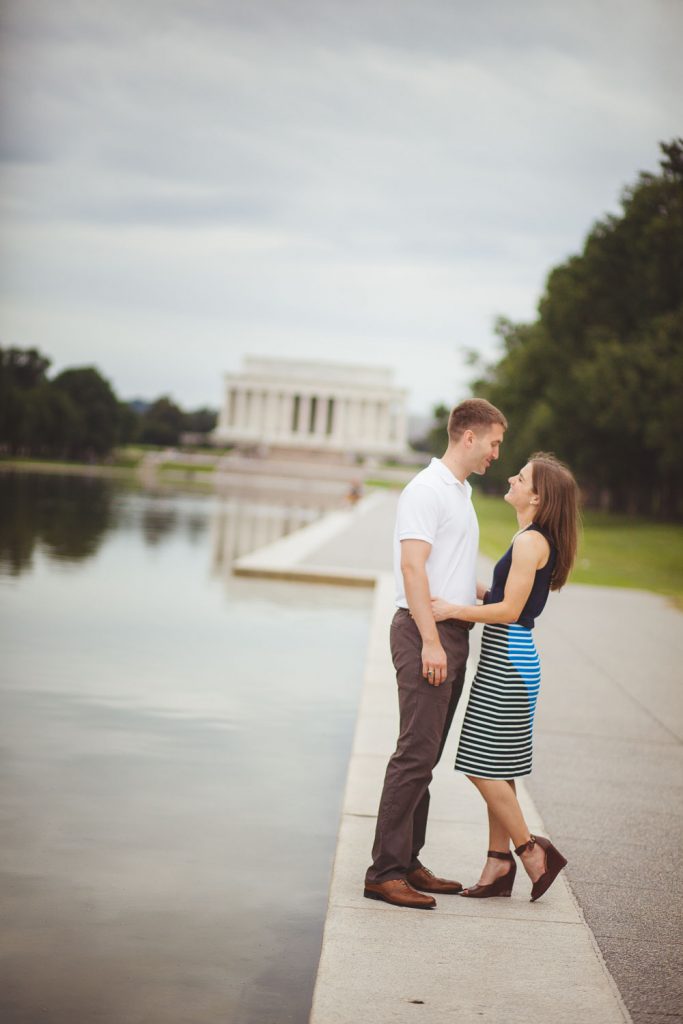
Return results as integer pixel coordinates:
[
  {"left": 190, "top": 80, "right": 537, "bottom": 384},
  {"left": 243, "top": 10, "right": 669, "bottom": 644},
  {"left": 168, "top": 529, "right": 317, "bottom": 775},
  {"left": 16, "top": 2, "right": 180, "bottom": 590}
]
[{"left": 0, "top": 0, "right": 681, "bottom": 415}]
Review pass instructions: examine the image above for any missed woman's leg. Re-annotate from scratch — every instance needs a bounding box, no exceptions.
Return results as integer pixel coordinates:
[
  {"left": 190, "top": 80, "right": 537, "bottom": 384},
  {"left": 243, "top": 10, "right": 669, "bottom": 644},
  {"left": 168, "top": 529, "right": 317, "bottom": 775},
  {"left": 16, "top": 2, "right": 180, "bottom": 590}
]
[
  {"left": 471, "top": 779, "right": 515, "bottom": 886},
  {"left": 469, "top": 776, "right": 546, "bottom": 882},
  {"left": 488, "top": 779, "right": 515, "bottom": 850}
]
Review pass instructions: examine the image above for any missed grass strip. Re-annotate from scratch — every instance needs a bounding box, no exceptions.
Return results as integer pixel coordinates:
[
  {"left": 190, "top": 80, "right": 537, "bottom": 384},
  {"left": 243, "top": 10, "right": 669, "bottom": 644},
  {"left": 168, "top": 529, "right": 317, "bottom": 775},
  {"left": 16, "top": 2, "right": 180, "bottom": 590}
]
[{"left": 158, "top": 462, "right": 215, "bottom": 473}]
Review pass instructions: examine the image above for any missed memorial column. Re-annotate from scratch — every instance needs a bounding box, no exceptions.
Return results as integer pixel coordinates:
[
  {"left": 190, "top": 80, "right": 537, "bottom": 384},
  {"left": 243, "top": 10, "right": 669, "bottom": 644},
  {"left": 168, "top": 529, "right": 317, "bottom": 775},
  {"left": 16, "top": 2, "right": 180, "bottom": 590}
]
[
  {"left": 299, "top": 395, "right": 311, "bottom": 437},
  {"left": 377, "top": 399, "right": 390, "bottom": 446},
  {"left": 263, "top": 389, "right": 278, "bottom": 439},
  {"left": 314, "top": 393, "right": 328, "bottom": 440},
  {"left": 281, "top": 391, "right": 294, "bottom": 437},
  {"left": 234, "top": 388, "right": 247, "bottom": 435},
  {"left": 217, "top": 385, "right": 230, "bottom": 433},
  {"left": 394, "top": 402, "right": 407, "bottom": 447},
  {"left": 331, "top": 393, "right": 345, "bottom": 446},
  {"left": 346, "top": 398, "right": 359, "bottom": 440}
]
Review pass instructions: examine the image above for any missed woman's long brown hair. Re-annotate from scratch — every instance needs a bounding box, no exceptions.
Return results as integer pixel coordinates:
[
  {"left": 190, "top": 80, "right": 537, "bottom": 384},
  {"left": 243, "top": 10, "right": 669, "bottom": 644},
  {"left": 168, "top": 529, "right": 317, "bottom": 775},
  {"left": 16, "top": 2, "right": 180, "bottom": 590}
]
[{"left": 529, "top": 453, "right": 580, "bottom": 590}]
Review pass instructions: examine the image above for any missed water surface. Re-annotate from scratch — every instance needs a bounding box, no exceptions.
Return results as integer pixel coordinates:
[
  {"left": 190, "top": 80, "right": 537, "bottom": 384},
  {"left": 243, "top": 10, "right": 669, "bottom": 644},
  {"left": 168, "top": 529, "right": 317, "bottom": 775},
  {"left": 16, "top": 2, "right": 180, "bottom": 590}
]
[{"left": 0, "top": 472, "right": 371, "bottom": 1023}]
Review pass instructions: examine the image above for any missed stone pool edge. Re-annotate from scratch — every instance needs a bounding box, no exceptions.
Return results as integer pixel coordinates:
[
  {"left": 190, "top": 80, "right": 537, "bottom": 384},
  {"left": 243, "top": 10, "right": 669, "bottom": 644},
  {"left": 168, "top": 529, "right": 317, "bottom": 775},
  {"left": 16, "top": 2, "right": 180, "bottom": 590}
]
[{"left": 232, "top": 490, "right": 385, "bottom": 587}]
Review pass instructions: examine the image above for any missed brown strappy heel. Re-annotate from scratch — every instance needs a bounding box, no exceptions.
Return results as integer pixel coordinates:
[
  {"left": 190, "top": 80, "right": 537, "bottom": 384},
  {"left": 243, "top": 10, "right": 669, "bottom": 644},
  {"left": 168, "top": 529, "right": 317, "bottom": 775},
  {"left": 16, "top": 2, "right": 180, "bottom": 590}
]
[
  {"left": 514, "top": 834, "right": 568, "bottom": 902},
  {"left": 459, "top": 850, "right": 516, "bottom": 898}
]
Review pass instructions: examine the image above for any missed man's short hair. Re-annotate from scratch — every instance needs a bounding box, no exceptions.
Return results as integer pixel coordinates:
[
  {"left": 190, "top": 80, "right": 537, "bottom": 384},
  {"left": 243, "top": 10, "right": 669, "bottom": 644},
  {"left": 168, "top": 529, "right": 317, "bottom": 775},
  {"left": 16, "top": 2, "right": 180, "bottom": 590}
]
[{"left": 447, "top": 398, "right": 507, "bottom": 443}]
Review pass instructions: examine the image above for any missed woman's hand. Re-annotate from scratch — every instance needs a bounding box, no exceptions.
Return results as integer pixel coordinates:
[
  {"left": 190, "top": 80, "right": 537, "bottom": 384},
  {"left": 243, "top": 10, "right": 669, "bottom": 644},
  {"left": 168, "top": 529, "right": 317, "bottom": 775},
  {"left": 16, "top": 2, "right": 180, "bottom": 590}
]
[{"left": 431, "top": 597, "right": 458, "bottom": 622}]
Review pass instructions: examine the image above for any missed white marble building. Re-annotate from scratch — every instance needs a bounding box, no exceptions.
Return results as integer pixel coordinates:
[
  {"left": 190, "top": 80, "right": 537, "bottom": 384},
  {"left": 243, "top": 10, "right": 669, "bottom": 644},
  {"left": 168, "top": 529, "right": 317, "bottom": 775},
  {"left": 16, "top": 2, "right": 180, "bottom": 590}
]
[{"left": 212, "top": 356, "right": 408, "bottom": 458}]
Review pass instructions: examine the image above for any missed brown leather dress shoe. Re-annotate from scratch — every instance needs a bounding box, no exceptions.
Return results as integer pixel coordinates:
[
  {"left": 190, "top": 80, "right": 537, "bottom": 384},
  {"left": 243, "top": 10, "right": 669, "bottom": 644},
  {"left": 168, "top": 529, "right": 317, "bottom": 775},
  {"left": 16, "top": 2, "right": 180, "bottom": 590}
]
[
  {"left": 406, "top": 866, "right": 463, "bottom": 894},
  {"left": 363, "top": 879, "right": 436, "bottom": 909}
]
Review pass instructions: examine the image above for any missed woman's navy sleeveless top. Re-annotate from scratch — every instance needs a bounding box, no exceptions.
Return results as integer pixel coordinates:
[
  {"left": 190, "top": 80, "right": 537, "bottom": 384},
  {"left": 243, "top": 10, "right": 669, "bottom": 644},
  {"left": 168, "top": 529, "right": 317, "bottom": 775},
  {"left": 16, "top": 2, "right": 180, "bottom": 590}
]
[{"left": 484, "top": 522, "right": 556, "bottom": 629}]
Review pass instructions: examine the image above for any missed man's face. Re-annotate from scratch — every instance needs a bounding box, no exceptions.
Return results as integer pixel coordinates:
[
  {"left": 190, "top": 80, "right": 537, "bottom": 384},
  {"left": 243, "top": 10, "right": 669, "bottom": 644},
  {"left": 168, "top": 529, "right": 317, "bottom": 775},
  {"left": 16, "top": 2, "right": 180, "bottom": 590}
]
[{"left": 468, "top": 423, "right": 505, "bottom": 475}]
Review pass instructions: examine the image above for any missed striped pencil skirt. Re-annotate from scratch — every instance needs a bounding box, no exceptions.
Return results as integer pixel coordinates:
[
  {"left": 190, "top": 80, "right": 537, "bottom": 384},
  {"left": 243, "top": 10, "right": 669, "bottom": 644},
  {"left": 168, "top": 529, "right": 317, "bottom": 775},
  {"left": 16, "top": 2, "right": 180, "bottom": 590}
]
[{"left": 454, "top": 623, "right": 541, "bottom": 779}]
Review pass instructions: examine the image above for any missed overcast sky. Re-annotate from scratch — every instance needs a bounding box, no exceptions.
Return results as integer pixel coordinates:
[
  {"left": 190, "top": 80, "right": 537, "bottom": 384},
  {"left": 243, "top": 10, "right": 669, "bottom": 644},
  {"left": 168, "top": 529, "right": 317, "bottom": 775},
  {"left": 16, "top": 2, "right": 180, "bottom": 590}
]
[{"left": 1, "top": 0, "right": 681, "bottom": 414}]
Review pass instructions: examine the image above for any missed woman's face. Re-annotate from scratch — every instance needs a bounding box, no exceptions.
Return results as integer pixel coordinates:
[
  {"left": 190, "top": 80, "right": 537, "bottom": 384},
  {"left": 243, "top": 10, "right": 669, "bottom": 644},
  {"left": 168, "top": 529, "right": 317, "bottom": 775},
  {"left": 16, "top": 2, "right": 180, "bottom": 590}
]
[{"left": 504, "top": 462, "right": 538, "bottom": 511}]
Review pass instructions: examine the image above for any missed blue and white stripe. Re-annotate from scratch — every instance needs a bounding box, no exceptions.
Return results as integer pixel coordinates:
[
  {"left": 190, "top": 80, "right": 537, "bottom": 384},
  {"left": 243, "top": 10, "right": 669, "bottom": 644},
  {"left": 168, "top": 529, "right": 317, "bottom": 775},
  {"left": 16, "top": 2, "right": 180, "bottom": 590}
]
[{"left": 454, "top": 623, "right": 541, "bottom": 779}]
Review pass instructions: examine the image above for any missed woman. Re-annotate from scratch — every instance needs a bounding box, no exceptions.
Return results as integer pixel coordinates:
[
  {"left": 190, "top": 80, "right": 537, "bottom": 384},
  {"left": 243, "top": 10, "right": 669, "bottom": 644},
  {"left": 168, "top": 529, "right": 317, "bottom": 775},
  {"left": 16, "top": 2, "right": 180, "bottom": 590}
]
[{"left": 431, "top": 452, "right": 579, "bottom": 902}]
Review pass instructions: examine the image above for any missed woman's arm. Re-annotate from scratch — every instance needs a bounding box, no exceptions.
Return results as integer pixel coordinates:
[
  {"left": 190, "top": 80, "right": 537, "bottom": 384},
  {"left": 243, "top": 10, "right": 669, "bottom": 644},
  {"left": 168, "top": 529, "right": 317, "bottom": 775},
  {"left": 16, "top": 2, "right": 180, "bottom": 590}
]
[{"left": 432, "top": 531, "right": 549, "bottom": 624}]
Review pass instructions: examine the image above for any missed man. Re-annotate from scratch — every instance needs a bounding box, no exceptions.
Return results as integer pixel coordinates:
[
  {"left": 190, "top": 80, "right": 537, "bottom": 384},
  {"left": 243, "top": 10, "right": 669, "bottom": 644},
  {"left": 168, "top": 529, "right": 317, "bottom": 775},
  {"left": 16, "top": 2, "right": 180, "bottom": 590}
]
[{"left": 364, "top": 398, "right": 507, "bottom": 909}]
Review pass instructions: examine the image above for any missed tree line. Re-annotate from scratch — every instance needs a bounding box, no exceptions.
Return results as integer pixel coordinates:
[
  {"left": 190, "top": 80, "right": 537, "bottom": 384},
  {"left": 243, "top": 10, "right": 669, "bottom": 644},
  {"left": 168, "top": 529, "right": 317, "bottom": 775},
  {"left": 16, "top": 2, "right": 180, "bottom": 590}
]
[
  {"left": 0, "top": 348, "right": 217, "bottom": 459},
  {"left": 463, "top": 139, "right": 682, "bottom": 519}
]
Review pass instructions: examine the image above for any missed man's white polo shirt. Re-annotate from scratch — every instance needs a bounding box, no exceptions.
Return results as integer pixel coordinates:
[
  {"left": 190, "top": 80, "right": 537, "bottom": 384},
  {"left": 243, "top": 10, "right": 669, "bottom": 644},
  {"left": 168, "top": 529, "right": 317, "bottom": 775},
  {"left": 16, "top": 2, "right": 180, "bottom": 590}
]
[{"left": 394, "top": 457, "right": 479, "bottom": 609}]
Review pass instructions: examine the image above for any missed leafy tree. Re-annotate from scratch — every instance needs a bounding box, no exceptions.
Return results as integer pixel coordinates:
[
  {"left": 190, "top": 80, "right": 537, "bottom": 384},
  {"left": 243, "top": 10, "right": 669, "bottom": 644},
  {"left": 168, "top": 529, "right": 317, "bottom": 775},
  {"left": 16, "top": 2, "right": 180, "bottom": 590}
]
[
  {"left": 21, "top": 382, "right": 79, "bottom": 458},
  {"left": 417, "top": 404, "right": 450, "bottom": 457},
  {"left": 0, "top": 347, "right": 216, "bottom": 459},
  {"left": 474, "top": 139, "right": 683, "bottom": 518},
  {"left": 116, "top": 401, "right": 141, "bottom": 445},
  {"left": 138, "top": 396, "right": 184, "bottom": 446},
  {"left": 182, "top": 406, "right": 218, "bottom": 434},
  {"left": 0, "top": 347, "right": 50, "bottom": 389},
  {"left": 52, "top": 366, "right": 120, "bottom": 458},
  {"left": 0, "top": 347, "right": 52, "bottom": 454}
]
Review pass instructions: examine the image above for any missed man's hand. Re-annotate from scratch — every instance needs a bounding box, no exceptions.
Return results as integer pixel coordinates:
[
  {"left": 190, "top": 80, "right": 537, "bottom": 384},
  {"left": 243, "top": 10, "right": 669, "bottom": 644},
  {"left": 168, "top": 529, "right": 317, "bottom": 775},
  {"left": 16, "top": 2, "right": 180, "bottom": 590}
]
[
  {"left": 422, "top": 639, "right": 447, "bottom": 686},
  {"left": 400, "top": 539, "right": 447, "bottom": 685}
]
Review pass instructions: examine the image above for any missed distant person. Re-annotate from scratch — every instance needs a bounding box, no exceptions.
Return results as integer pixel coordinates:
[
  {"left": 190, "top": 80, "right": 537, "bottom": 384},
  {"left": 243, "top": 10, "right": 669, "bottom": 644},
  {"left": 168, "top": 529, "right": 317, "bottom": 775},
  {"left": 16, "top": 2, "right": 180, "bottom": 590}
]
[
  {"left": 431, "top": 453, "right": 579, "bottom": 901},
  {"left": 347, "top": 480, "right": 363, "bottom": 506},
  {"left": 363, "top": 398, "right": 507, "bottom": 909}
]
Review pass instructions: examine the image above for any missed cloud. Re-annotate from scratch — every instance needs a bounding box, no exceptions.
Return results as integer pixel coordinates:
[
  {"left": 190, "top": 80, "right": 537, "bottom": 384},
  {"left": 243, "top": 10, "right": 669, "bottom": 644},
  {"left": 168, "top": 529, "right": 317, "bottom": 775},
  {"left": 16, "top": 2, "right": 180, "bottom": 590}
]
[{"left": 0, "top": 0, "right": 681, "bottom": 412}]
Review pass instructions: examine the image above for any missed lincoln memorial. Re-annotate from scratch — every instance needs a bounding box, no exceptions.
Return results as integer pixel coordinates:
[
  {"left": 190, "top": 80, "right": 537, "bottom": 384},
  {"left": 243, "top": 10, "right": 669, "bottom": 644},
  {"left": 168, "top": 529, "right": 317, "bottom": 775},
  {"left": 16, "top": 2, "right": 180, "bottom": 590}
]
[{"left": 212, "top": 356, "right": 408, "bottom": 459}]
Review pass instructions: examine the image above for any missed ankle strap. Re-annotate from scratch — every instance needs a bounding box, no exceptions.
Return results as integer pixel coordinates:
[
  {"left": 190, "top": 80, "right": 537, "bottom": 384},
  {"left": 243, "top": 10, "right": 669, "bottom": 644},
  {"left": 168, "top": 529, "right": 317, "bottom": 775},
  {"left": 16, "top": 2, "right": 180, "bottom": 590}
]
[
  {"left": 487, "top": 849, "right": 514, "bottom": 861},
  {"left": 514, "top": 835, "right": 537, "bottom": 856}
]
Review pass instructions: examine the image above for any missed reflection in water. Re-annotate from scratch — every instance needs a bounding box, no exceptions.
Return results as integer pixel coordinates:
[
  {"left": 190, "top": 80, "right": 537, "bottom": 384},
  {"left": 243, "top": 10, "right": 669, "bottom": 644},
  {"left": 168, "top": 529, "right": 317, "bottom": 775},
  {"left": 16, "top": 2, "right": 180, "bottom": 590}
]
[
  {"left": 0, "top": 471, "right": 331, "bottom": 576},
  {"left": 0, "top": 470, "right": 114, "bottom": 575},
  {"left": 141, "top": 502, "right": 180, "bottom": 546},
  {"left": 211, "top": 498, "right": 323, "bottom": 566},
  {"left": 0, "top": 472, "right": 370, "bottom": 1024},
  {"left": 186, "top": 511, "right": 208, "bottom": 545}
]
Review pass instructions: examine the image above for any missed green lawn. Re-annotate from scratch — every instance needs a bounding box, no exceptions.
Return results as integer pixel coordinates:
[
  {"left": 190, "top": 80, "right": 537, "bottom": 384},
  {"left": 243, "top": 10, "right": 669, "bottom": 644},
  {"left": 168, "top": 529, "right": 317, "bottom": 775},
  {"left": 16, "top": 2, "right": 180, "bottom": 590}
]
[
  {"left": 0, "top": 455, "right": 90, "bottom": 468},
  {"left": 473, "top": 491, "right": 683, "bottom": 605},
  {"left": 364, "top": 478, "right": 405, "bottom": 489},
  {"left": 158, "top": 461, "right": 215, "bottom": 474}
]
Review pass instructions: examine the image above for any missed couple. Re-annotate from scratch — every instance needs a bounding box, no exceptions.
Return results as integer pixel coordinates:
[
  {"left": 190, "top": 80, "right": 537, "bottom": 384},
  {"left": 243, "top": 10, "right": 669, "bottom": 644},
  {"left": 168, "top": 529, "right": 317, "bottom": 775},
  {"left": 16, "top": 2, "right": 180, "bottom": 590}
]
[{"left": 364, "top": 398, "right": 579, "bottom": 909}]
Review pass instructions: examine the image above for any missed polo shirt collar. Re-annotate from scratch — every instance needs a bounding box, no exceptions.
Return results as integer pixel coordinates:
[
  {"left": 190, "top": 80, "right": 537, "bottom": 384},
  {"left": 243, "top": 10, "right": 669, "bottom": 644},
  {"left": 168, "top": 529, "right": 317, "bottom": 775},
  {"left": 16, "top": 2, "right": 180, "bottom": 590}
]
[{"left": 430, "top": 457, "right": 470, "bottom": 492}]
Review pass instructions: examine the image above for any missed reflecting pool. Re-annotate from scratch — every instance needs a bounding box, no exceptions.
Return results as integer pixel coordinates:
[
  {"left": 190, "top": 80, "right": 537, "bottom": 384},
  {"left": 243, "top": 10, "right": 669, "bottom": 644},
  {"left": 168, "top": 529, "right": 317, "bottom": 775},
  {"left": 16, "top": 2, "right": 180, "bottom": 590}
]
[{"left": 0, "top": 471, "right": 372, "bottom": 1024}]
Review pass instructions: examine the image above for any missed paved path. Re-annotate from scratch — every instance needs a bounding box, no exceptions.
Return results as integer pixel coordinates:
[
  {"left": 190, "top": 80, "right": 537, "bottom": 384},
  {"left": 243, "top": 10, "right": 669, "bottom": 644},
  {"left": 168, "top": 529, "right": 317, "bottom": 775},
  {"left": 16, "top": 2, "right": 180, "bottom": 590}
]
[
  {"left": 235, "top": 490, "right": 683, "bottom": 1024},
  {"left": 527, "top": 583, "right": 683, "bottom": 1024}
]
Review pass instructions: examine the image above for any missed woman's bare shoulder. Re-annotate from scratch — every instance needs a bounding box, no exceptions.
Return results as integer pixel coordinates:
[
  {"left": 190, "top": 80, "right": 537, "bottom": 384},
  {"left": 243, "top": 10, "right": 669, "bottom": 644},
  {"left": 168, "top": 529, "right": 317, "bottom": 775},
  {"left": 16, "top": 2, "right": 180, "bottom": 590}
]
[{"left": 512, "top": 528, "right": 550, "bottom": 559}]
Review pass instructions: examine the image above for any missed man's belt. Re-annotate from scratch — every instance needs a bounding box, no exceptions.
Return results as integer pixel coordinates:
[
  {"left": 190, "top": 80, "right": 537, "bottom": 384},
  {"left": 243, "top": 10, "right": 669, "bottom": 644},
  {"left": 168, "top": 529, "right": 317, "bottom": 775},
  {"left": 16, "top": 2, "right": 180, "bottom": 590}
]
[{"left": 445, "top": 618, "right": 474, "bottom": 632}]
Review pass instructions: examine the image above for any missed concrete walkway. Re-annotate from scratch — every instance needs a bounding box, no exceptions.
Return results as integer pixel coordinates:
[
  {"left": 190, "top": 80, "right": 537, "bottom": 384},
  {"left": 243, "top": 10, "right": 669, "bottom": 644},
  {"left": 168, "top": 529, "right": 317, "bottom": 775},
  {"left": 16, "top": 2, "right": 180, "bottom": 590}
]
[{"left": 234, "top": 490, "right": 683, "bottom": 1024}]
